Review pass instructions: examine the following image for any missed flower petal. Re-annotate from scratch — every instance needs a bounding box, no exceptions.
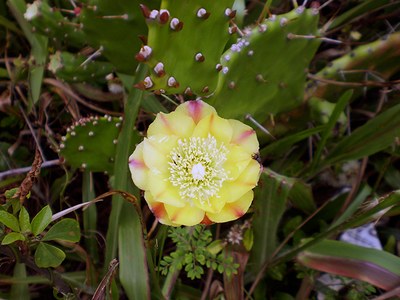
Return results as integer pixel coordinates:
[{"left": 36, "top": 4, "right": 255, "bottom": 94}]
[
  {"left": 128, "top": 142, "right": 149, "bottom": 190},
  {"left": 147, "top": 111, "right": 196, "bottom": 138},
  {"left": 144, "top": 191, "right": 175, "bottom": 226},
  {"left": 193, "top": 196, "right": 226, "bottom": 214},
  {"left": 175, "top": 100, "right": 216, "bottom": 124},
  {"left": 165, "top": 203, "right": 205, "bottom": 226},
  {"left": 147, "top": 173, "right": 185, "bottom": 207},
  {"left": 229, "top": 119, "right": 259, "bottom": 154},
  {"left": 219, "top": 159, "right": 261, "bottom": 203},
  {"left": 192, "top": 113, "right": 233, "bottom": 143},
  {"left": 224, "top": 145, "right": 252, "bottom": 181},
  {"left": 142, "top": 135, "right": 177, "bottom": 174},
  {"left": 206, "top": 190, "right": 254, "bottom": 223}
]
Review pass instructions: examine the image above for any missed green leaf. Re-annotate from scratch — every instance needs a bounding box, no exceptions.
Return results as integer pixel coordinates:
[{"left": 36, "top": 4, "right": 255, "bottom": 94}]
[
  {"left": 31, "top": 205, "right": 52, "bottom": 236},
  {"left": 34, "top": 242, "right": 66, "bottom": 268},
  {"left": 328, "top": 0, "right": 398, "bottom": 30},
  {"left": 118, "top": 202, "right": 150, "bottom": 300},
  {"left": 250, "top": 169, "right": 292, "bottom": 274},
  {"left": 105, "top": 65, "right": 151, "bottom": 299},
  {"left": 0, "top": 210, "right": 20, "bottom": 232},
  {"left": 42, "top": 218, "right": 81, "bottom": 243},
  {"left": 243, "top": 228, "right": 254, "bottom": 251},
  {"left": 297, "top": 239, "right": 400, "bottom": 291},
  {"left": 2, "top": 232, "right": 25, "bottom": 245},
  {"left": 19, "top": 207, "right": 31, "bottom": 233},
  {"left": 311, "top": 90, "right": 353, "bottom": 172},
  {"left": 324, "top": 102, "right": 400, "bottom": 167},
  {"left": 10, "top": 263, "right": 29, "bottom": 300},
  {"left": 261, "top": 126, "right": 323, "bottom": 158}
]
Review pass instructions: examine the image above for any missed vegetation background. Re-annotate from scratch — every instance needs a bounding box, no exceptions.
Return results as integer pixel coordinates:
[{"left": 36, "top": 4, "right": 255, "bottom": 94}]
[{"left": 1, "top": 0, "right": 400, "bottom": 299}]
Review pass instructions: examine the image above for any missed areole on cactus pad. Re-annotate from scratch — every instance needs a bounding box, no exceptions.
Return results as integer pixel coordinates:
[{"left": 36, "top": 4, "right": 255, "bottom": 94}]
[{"left": 128, "top": 100, "right": 262, "bottom": 226}]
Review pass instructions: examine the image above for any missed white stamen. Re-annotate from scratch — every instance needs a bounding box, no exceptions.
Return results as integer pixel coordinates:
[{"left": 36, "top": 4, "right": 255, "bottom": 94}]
[{"left": 168, "top": 135, "right": 229, "bottom": 204}]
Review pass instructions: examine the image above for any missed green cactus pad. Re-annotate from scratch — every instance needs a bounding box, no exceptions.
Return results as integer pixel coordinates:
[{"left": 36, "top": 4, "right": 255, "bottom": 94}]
[
  {"left": 306, "top": 32, "right": 400, "bottom": 101},
  {"left": 48, "top": 51, "right": 115, "bottom": 83},
  {"left": 137, "top": 0, "right": 235, "bottom": 95},
  {"left": 24, "top": 1, "right": 85, "bottom": 47},
  {"left": 59, "top": 115, "right": 123, "bottom": 173},
  {"left": 208, "top": 7, "right": 320, "bottom": 120},
  {"left": 79, "top": 0, "right": 147, "bottom": 74}
]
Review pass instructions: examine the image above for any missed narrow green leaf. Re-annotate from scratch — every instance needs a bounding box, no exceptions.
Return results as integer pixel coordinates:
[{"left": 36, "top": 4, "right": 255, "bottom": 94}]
[
  {"left": 272, "top": 190, "right": 400, "bottom": 267},
  {"left": 42, "top": 218, "right": 81, "bottom": 243},
  {"left": 105, "top": 65, "right": 146, "bottom": 266},
  {"left": 2, "top": 232, "right": 25, "bottom": 245},
  {"left": 328, "top": 0, "right": 397, "bottom": 30},
  {"left": 330, "top": 184, "right": 372, "bottom": 228},
  {"left": 311, "top": 90, "right": 352, "bottom": 172},
  {"left": 0, "top": 210, "right": 20, "bottom": 232},
  {"left": 288, "top": 179, "right": 316, "bottom": 214},
  {"left": 297, "top": 239, "right": 400, "bottom": 290},
  {"left": 0, "top": 15, "right": 24, "bottom": 35},
  {"left": 250, "top": 169, "right": 292, "bottom": 275},
  {"left": 105, "top": 64, "right": 150, "bottom": 299},
  {"left": 31, "top": 205, "right": 52, "bottom": 236},
  {"left": 10, "top": 263, "right": 29, "bottom": 300},
  {"left": 34, "top": 242, "right": 66, "bottom": 268},
  {"left": 325, "top": 102, "right": 400, "bottom": 166},
  {"left": 19, "top": 207, "right": 31, "bottom": 233},
  {"left": 261, "top": 126, "right": 323, "bottom": 157},
  {"left": 118, "top": 202, "right": 150, "bottom": 300}
]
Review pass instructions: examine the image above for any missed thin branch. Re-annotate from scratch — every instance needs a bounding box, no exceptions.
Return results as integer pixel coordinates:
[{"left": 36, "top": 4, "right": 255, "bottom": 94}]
[{"left": 0, "top": 159, "right": 61, "bottom": 180}]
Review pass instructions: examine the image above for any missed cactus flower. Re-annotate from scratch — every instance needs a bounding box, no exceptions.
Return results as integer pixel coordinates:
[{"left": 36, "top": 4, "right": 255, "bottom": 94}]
[{"left": 129, "top": 100, "right": 261, "bottom": 226}]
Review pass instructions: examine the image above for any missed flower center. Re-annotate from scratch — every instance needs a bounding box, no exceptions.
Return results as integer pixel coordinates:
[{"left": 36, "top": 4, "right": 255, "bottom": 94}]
[
  {"left": 168, "top": 134, "right": 229, "bottom": 204},
  {"left": 191, "top": 163, "right": 206, "bottom": 180}
]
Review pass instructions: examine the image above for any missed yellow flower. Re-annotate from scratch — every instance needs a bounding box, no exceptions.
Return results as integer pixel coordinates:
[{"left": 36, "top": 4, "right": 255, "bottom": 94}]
[{"left": 129, "top": 100, "right": 261, "bottom": 226}]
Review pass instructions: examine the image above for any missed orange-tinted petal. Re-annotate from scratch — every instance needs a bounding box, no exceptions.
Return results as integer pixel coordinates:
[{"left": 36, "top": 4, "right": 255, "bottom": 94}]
[
  {"left": 229, "top": 119, "right": 259, "bottom": 154},
  {"left": 165, "top": 203, "right": 205, "bottom": 226},
  {"left": 144, "top": 191, "right": 175, "bottom": 226},
  {"left": 192, "top": 113, "right": 233, "bottom": 143},
  {"left": 175, "top": 100, "right": 216, "bottom": 124},
  {"left": 128, "top": 142, "right": 149, "bottom": 190},
  {"left": 147, "top": 111, "right": 195, "bottom": 138},
  {"left": 207, "top": 190, "right": 254, "bottom": 223}
]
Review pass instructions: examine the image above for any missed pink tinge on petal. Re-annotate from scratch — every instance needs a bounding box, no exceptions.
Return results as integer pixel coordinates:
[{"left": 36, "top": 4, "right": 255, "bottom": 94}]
[
  {"left": 160, "top": 113, "right": 172, "bottom": 132},
  {"left": 232, "top": 205, "right": 246, "bottom": 218},
  {"left": 234, "top": 129, "right": 256, "bottom": 144},
  {"left": 129, "top": 158, "right": 145, "bottom": 168},
  {"left": 187, "top": 100, "right": 203, "bottom": 123}
]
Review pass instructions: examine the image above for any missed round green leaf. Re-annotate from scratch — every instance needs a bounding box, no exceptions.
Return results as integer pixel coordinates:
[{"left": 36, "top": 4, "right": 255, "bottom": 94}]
[
  {"left": 34, "top": 242, "right": 66, "bottom": 268},
  {"left": 42, "top": 218, "right": 81, "bottom": 243},
  {"left": 0, "top": 210, "right": 20, "bottom": 232},
  {"left": 31, "top": 205, "right": 52, "bottom": 236},
  {"left": 2, "top": 232, "right": 25, "bottom": 245}
]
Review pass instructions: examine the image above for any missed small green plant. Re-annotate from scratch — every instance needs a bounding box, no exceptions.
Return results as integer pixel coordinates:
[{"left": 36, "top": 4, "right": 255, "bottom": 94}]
[
  {"left": 159, "top": 225, "right": 239, "bottom": 280},
  {"left": 0, "top": 190, "right": 81, "bottom": 268}
]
